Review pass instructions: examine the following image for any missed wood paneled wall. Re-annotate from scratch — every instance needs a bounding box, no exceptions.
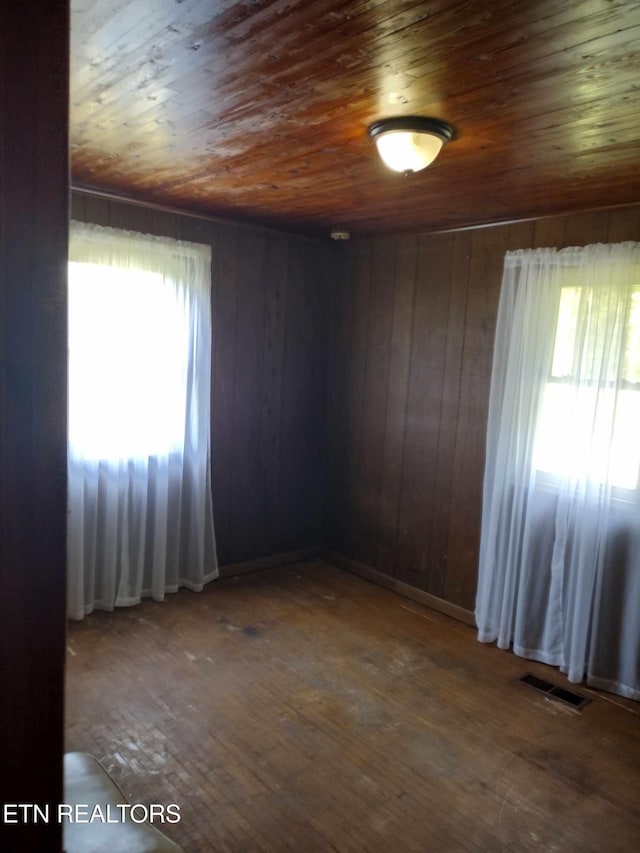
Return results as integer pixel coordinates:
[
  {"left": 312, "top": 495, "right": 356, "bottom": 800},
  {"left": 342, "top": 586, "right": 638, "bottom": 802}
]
[
  {"left": 71, "top": 193, "right": 330, "bottom": 568},
  {"left": 325, "top": 206, "right": 640, "bottom": 612},
  {"left": 1, "top": 5, "right": 69, "bottom": 851}
]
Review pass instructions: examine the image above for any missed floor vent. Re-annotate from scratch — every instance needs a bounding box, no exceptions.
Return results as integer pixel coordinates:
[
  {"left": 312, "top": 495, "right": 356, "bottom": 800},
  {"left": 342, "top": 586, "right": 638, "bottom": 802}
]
[{"left": 520, "top": 673, "right": 591, "bottom": 710}]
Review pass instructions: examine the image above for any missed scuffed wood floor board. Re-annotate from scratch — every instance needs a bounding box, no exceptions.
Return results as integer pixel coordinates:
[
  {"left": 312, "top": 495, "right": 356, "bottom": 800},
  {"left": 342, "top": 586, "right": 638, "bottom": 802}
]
[{"left": 66, "top": 560, "right": 640, "bottom": 852}]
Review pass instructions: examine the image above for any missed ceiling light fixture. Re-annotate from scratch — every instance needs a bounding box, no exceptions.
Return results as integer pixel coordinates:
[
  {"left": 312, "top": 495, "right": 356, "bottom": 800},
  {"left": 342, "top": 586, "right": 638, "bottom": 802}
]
[{"left": 368, "top": 116, "right": 454, "bottom": 175}]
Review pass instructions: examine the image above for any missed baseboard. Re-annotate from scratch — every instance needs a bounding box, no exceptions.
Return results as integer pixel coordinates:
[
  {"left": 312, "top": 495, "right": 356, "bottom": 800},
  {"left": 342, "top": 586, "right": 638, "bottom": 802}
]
[
  {"left": 219, "top": 546, "right": 320, "bottom": 579},
  {"left": 322, "top": 550, "right": 476, "bottom": 627},
  {"left": 219, "top": 547, "right": 476, "bottom": 628}
]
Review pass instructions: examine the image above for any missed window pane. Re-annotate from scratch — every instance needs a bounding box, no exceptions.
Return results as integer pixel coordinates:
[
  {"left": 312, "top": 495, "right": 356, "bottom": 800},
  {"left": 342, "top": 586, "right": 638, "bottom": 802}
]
[
  {"left": 533, "top": 383, "right": 640, "bottom": 489},
  {"left": 624, "top": 290, "right": 640, "bottom": 384},
  {"left": 551, "top": 285, "right": 640, "bottom": 385},
  {"left": 68, "top": 262, "right": 190, "bottom": 461},
  {"left": 536, "top": 283, "right": 640, "bottom": 490},
  {"left": 550, "top": 286, "right": 580, "bottom": 379}
]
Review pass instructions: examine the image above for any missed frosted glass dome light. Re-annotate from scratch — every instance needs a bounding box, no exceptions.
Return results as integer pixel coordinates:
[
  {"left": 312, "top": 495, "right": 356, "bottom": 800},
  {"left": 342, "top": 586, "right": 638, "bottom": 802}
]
[{"left": 368, "top": 117, "right": 454, "bottom": 174}]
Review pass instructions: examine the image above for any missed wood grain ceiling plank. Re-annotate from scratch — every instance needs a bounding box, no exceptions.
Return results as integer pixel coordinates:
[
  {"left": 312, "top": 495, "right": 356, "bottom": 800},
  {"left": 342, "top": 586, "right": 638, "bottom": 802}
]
[
  {"left": 69, "top": 0, "right": 640, "bottom": 234},
  {"left": 71, "top": 0, "right": 215, "bottom": 100}
]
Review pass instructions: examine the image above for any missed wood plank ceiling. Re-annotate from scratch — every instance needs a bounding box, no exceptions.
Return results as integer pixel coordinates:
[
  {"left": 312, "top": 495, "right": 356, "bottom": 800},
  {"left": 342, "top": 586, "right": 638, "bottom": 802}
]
[{"left": 70, "top": 0, "right": 640, "bottom": 236}]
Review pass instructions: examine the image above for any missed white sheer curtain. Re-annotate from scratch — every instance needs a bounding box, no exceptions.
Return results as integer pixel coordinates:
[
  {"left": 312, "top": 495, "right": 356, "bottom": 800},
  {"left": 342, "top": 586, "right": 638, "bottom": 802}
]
[
  {"left": 477, "top": 243, "right": 640, "bottom": 700},
  {"left": 67, "top": 221, "right": 218, "bottom": 620}
]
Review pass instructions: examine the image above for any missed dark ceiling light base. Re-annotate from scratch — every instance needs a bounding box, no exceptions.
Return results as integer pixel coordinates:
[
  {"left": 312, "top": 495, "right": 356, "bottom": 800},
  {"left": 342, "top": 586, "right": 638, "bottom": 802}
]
[
  {"left": 368, "top": 116, "right": 455, "bottom": 175},
  {"left": 368, "top": 116, "right": 454, "bottom": 141}
]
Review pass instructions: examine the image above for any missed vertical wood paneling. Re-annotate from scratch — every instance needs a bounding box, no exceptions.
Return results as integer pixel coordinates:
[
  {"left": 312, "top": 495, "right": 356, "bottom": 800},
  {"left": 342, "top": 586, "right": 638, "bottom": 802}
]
[
  {"left": 82, "top": 193, "right": 111, "bottom": 226},
  {"left": 70, "top": 191, "right": 86, "bottom": 221},
  {"left": 396, "top": 233, "right": 456, "bottom": 593},
  {"left": 211, "top": 223, "right": 240, "bottom": 566},
  {"left": 607, "top": 208, "right": 640, "bottom": 243},
  {"left": 259, "top": 233, "right": 289, "bottom": 555},
  {"left": 350, "top": 237, "right": 396, "bottom": 567},
  {"left": 506, "top": 220, "right": 536, "bottom": 251},
  {"left": 71, "top": 192, "right": 640, "bottom": 612},
  {"left": 108, "top": 200, "right": 154, "bottom": 234},
  {"left": 562, "top": 210, "right": 613, "bottom": 247},
  {"left": 72, "top": 192, "right": 329, "bottom": 569},
  {"left": 1, "top": 4, "right": 69, "bottom": 851},
  {"left": 533, "top": 215, "right": 564, "bottom": 248},
  {"left": 151, "top": 206, "right": 183, "bottom": 240},
  {"left": 325, "top": 203, "right": 640, "bottom": 611},
  {"left": 229, "top": 229, "right": 269, "bottom": 561},
  {"left": 342, "top": 243, "right": 373, "bottom": 557},
  {"left": 324, "top": 244, "right": 358, "bottom": 555},
  {"left": 428, "top": 230, "right": 472, "bottom": 595},
  {"left": 445, "top": 226, "right": 509, "bottom": 607},
  {"left": 375, "top": 235, "right": 418, "bottom": 577},
  {"left": 277, "top": 240, "right": 328, "bottom": 551}
]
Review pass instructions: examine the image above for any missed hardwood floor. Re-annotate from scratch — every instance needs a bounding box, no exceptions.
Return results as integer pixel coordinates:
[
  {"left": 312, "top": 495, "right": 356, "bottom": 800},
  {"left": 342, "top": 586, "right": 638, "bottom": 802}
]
[{"left": 65, "top": 561, "right": 640, "bottom": 852}]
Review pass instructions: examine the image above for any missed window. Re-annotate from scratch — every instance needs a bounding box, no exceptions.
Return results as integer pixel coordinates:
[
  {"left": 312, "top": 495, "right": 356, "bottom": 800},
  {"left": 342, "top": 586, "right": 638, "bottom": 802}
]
[
  {"left": 67, "top": 221, "right": 218, "bottom": 620},
  {"left": 533, "top": 282, "right": 640, "bottom": 491},
  {"left": 477, "top": 242, "right": 640, "bottom": 701},
  {"left": 68, "top": 262, "right": 191, "bottom": 461}
]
